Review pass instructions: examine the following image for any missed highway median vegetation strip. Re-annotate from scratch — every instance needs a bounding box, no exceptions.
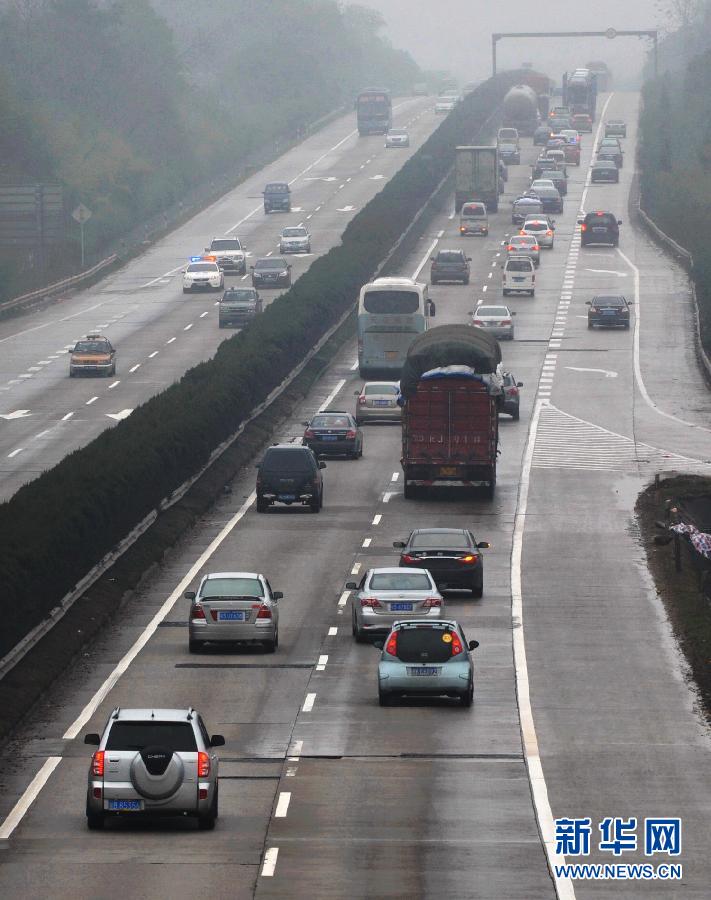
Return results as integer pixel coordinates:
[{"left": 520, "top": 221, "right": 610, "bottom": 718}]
[{"left": 0, "top": 72, "right": 520, "bottom": 661}]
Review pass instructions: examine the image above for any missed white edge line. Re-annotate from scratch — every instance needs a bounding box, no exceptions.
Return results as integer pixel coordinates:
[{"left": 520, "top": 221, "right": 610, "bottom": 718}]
[
  {"left": 412, "top": 235, "right": 440, "bottom": 280},
  {"left": 0, "top": 757, "right": 62, "bottom": 840},
  {"left": 274, "top": 792, "right": 291, "bottom": 818},
  {"left": 302, "top": 693, "right": 316, "bottom": 712},
  {"left": 318, "top": 378, "right": 346, "bottom": 412}
]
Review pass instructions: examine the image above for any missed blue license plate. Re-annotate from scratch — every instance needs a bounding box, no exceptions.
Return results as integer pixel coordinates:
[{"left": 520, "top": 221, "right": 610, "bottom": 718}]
[
  {"left": 391, "top": 602, "right": 413, "bottom": 611},
  {"left": 218, "top": 610, "right": 245, "bottom": 621},
  {"left": 408, "top": 667, "right": 439, "bottom": 677},
  {"left": 513, "top": 277, "right": 524, "bottom": 282},
  {"left": 320, "top": 435, "right": 338, "bottom": 441},
  {"left": 108, "top": 799, "right": 142, "bottom": 811},
  {"left": 602, "top": 310, "right": 616, "bottom": 315},
  {"left": 278, "top": 494, "right": 296, "bottom": 501},
  {"left": 374, "top": 400, "right": 391, "bottom": 407}
]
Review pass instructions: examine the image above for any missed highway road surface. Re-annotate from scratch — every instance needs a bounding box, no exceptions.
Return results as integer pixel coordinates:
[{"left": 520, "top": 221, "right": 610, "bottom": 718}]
[{"left": 0, "top": 92, "right": 710, "bottom": 899}]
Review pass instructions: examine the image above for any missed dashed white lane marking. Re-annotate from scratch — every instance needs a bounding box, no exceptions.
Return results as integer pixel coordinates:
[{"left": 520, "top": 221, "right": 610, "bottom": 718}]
[
  {"left": 35, "top": 429, "right": 50, "bottom": 439},
  {"left": 319, "top": 378, "right": 346, "bottom": 412},
  {"left": 141, "top": 263, "right": 185, "bottom": 289},
  {"left": 129, "top": 364, "right": 141, "bottom": 373},
  {"left": 362, "top": 537, "right": 371, "bottom": 547},
  {"left": 372, "top": 513, "right": 382, "bottom": 525},
  {"left": 85, "top": 396, "right": 98, "bottom": 405},
  {"left": 391, "top": 472, "right": 399, "bottom": 481},
  {"left": 184, "top": 323, "right": 193, "bottom": 331},
  {"left": 302, "top": 693, "right": 316, "bottom": 712},
  {"left": 108, "top": 381, "right": 120, "bottom": 390},
  {"left": 350, "top": 360, "right": 358, "bottom": 371},
  {"left": 328, "top": 627, "right": 338, "bottom": 636},
  {"left": 38, "top": 360, "right": 52, "bottom": 366},
  {"left": 287, "top": 740, "right": 303, "bottom": 761},
  {"left": 482, "top": 285, "right": 488, "bottom": 292},
  {"left": 261, "top": 847, "right": 279, "bottom": 877},
  {"left": 316, "top": 655, "right": 328, "bottom": 672},
  {"left": 0, "top": 757, "right": 62, "bottom": 840},
  {"left": 166, "top": 337, "right": 176, "bottom": 344},
  {"left": 351, "top": 562, "right": 361, "bottom": 575},
  {"left": 382, "top": 492, "right": 393, "bottom": 503},
  {"left": 286, "top": 767, "right": 297, "bottom": 777},
  {"left": 7, "top": 448, "right": 23, "bottom": 458},
  {"left": 19, "top": 374, "right": 33, "bottom": 379},
  {"left": 200, "top": 311, "right": 209, "bottom": 318},
  {"left": 338, "top": 592, "right": 349, "bottom": 607},
  {"left": 61, "top": 412, "right": 74, "bottom": 421},
  {"left": 149, "top": 351, "right": 159, "bottom": 358},
  {"left": 275, "top": 792, "right": 291, "bottom": 818}
]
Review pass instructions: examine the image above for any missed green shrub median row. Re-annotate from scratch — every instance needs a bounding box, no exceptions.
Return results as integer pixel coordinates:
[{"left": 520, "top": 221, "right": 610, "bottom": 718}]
[{"left": 0, "top": 73, "right": 520, "bottom": 660}]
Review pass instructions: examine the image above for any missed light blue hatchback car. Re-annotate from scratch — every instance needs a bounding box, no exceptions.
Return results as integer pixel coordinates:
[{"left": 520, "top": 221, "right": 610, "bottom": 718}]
[{"left": 375, "top": 619, "right": 479, "bottom": 707}]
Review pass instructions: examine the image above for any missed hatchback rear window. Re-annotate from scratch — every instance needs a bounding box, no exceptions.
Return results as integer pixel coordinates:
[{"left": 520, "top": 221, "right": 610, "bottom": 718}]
[
  {"left": 311, "top": 415, "right": 351, "bottom": 428},
  {"left": 369, "top": 573, "right": 432, "bottom": 591},
  {"left": 586, "top": 213, "right": 617, "bottom": 226},
  {"left": 201, "top": 577, "right": 263, "bottom": 598},
  {"left": 106, "top": 722, "right": 198, "bottom": 752},
  {"left": 394, "top": 627, "right": 455, "bottom": 663},
  {"left": 435, "top": 252, "right": 464, "bottom": 263},
  {"left": 410, "top": 532, "right": 469, "bottom": 549},
  {"left": 505, "top": 259, "right": 534, "bottom": 272},
  {"left": 364, "top": 383, "right": 398, "bottom": 395},
  {"left": 261, "top": 449, "right": 314, "bottom": 473}
]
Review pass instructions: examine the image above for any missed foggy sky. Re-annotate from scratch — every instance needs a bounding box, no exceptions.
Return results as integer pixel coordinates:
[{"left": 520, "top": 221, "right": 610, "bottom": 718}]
[{"left": 365, "top": 0, "right": 664, "bottom": 86}]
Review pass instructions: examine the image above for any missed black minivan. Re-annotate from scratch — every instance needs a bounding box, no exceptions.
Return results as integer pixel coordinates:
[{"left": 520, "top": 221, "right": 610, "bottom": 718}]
[
  {"left": 580, "top": 211, "right": 622, "bottom": 247},
  {"left": 256, "top": 445, "right": 325, "bottom": 513}
]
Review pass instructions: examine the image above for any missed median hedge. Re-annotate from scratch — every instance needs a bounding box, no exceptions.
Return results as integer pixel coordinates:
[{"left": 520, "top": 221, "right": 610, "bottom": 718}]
[{"left": 0, "top": 72, "right": 520, "bottom": 659}]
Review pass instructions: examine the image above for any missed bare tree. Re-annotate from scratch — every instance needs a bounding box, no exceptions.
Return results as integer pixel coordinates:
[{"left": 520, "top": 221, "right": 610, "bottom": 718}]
[{"left": 656, "top": 0, "right": 704, "bottom": 29}]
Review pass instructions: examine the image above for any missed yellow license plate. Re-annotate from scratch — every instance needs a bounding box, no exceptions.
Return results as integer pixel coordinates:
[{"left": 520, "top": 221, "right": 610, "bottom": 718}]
[
  {"left": 439, "top": 466, "right": 457, "bottom": 476},
  {"left": 385, "top": 351, "right": 399, "bottom": 360}
]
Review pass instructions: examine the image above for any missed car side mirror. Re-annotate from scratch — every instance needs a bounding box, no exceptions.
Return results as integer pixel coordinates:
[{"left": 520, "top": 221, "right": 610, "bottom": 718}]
[
  {"left": 577, "top": 217, "right": 584, "bottom": 225},
  {"left": 373, "top": 641, "right": 384, "bottom": 650},
  {"left": 345, "top": 582, "right": 358, "bottom": 590},
  {"left": 511, "top": 311, "right": 517, "bottom": 316},
  {"left": 617, "top": 220, "right": 623, "bottom": 225},
  {"left": 353, "top": 390, "right": 360, "bottom": 396},
  {"left": 468, "top": 640, "right": 480, "bottom": 651},
  {"left": 517, "top": 382, "right": 523, "bottom": 388},
  {"left": 210, "top": 734, "right": 226, "bottom": 748},
  {"left": 84, "top": 733, "right": 101, "bottom": 745},
  {"left": 302, "top": 421, "right": 310, "bottom": 427},
  {"left": 318, "top": 461, "right": 326, "bottom": 469},
  {"left": 184, "top": 591, "right": 196, "bottom": 600},
  {"left": 467, "top": 257, "right": 472, "bottom": 261},
  {"left": 250, "top": 265, "right": 254, "bottom": 269},
  {"left": 272, "top": 591, "right": 283, "bottom": 601},
  {"left": 477, "top": 541, "right": 490, "bottom": 549},
  {"left": 585, "top": 301, "right": 591, "bottom": 305},
  {"left": 393, "top": 541, "right": 406, "bottom": 548}
]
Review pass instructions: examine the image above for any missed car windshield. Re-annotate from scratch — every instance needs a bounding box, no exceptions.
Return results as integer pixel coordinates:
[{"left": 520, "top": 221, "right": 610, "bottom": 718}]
[
  {"left": 187, "top": 263, "right": 216, "bottom": 272},
  {"left": 506, "top": 259, "right": 533, "bottom": 271},
  {"left": 393, "top": 627, "right": 456, "bottom": 663},
  {"left": 73, "top": 341, "right": 109, "bottom": 353},
  {"left": 211, "top": 240, "right": 241, "bottom": 250},
  {"left": 388, "top": 130, "right": 406, "bottom": 137},
  {"left": 410, "top": 532, "right": 469, "bottom": 549},
  {"left": 310, "top": 415, "right": 351, "bottom": 428},
  {"left": 222, "top": 290, "right": 256, "bottom": 302},
  {"left": 511, "top": 236, "right": 535, "bottom": 245},
  {"left": 363, "top": 290, "right": 420, "bottom": 314},
  {"left": 586, "top": 213, "right": 617, "bottom": 226},
  {"left": 201, "top": 577, "right": 263, "bottom": 598},
  {"left": 594, "top": 296, "right": 624, "bottom": 306},
  {"left": 436, "top": 251, "right": 464, "bottom": 263},
  {"left": 364, "top": 383, "right": 398, "bottom": 395},
  {"left": 282, "top": 228, "right": 307, "bottom": 237},
  {"left": 523, "top": 222, "right": 546, "bottom": 231},
  {"left": 105, "top": 722, "right": 197, "bottom": 752},
  {"left": 261, "top": 449, "right": 313, "bottom": 472},
  {"left": 256, "top": 259, "right": 286, "bottom": 269},
  {"left": 499, "top": 143, "right": 516, "bottom": 152},
  {"left": 265, "top": 184, "right": 288, "bottom": 193},
  {"left": 369, "top": 573, "right": 432, "bottom": 591}
]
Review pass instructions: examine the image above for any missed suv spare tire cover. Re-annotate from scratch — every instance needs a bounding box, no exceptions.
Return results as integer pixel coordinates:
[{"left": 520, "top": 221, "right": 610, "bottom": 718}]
[{"left": 130, "top": 746, "right": 185, "bottom": 800}]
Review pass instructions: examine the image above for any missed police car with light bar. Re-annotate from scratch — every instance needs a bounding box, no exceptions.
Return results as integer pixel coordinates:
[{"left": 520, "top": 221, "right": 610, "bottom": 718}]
[{"left": 183, "top": 256, "right": 225, "bottom": 293}]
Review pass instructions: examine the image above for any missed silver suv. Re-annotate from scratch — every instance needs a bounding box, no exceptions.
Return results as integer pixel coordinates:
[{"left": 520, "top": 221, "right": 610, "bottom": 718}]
[{"left": 84, "top": 707, "right": 224, "bottom": 830}]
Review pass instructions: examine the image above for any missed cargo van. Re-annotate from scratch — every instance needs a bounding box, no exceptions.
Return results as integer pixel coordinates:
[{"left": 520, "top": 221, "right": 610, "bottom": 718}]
[
  {"left": 459, "top": 201, "right": 489, "bottom": 236},
  {"left": 502, "top": 257, "right": 535, "bottom": 296}
]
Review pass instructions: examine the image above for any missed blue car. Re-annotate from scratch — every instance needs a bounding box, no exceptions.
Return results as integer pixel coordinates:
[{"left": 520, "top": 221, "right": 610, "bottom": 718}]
[{"left": 375, "top": 619, "right": 479, "bottom": 707}]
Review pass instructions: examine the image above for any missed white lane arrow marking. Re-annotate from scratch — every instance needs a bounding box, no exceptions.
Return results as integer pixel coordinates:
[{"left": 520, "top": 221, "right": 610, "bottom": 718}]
[
  {"left": 584, "top": 269, "right": 628, "bottom": 276},
  {"left": 106, "top": 409, "right": 133, "bottom": 421},
  {"left": 565, "top": 366, "right": 618, "bottom": 378},
  {"left": 336, "top": 205, "right": 356, "bottom": 212},
  {"left": 0, "top": 409, "right": 32, "bottom": 420}
]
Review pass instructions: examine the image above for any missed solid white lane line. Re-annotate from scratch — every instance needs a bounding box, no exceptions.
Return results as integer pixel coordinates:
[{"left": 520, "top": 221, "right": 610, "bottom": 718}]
[
  {"left": 362, "top": 537, "right": 371, "bottom": 547},
  {"left": 338, "top": 592, "right": 349, "bottom": 607},
  {"left": 302, "top": 693, "right": 316, "bottom": 712},
  {"left": 129, "top": 364, "right": 141, "bottom": 373},
  {"left": 35, "top": 430, "right": 50, "bottom": 439},
  {"left": 261, "top": 847, "right": 279, "bottom": 877},
  {"left": 8, "top": 448, "right": 23, "bottom": 458},
  {"left": 148, "top": 351, "right": 159, "bottom": 358},
  {"left": 61, "top": 412, "right": 74, "bottom": 421},
  {"left": 316, "top": 655, "right": 328, "bottom": 671},
  {"left": 328, "top": 627, "right": 338, "bottom": 636},
  {"left": 391, "top": 471, "right": 399, "bottom": 481},
  {"left": 62, "top": 491, "right": 258, "bottom": 741},
  {"left": 0, "top": 757, "right": 62, "bottom": 840},
  {"left": 372, "top": 513, "right": 382, "bottom": 525},
  {"left": 319, "top": 378, "right": 346, "bottom": 412},
  {"left": 412, "top": 232, "right": 443, "bottom": 280},
  {"left": 274, "top": 792, "right": 291, "bottom": 818},
  {"left": 85, "top": 396, "right": 98, "bottom": 405}
]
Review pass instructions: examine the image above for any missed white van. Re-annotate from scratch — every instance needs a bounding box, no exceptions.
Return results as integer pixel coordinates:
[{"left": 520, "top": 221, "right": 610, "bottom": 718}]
[
  {"left": 498, "top": 127, "right": 520, "bottom": 148},
  {"left": 502, "top": 257, "right": 535, "bottom": 296},
  {"left": 459, "top": 201, "right": 489, "bottom": 236}
]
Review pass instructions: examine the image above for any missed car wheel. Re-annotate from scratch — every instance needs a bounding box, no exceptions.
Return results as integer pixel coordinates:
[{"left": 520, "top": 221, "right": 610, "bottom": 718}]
[
  {"left": 460, "top": 679, "right": 474, "bottom": 707},
  {"left": 503, "top": 289, "right": 509, "bottom": 296},
  {"left": 463, "top": 277, "right": 470, "bottom": 285},
  {"left": 403, "top": 481, "right": 415, "bottom": 500},
  {"left": 587, "top": 320, "right": 593, "bottom": 329},
  {"left": 624, "top": 322, "right": 630, "bottom": 329},
  {"left": 86, "top": 798, "right": 104, "bottom": 830},
  {"left": 431, "top": 278, "right": 438, "bottom": 285},
  {"left": 182, "top": 288, "right": 189, "bottom": 294},
  {"left": 379, "top": 689, "right": 394, "bottom": 707},
  {"left": 512, "top": 406, "right": 520, "bottom": 421},
  {"left": 530, "top": 290, "right": 535, "bottom": 297},
  {"left": 256, "top": 497, "right": 268, "bottom": 513},
  {"left": 310, "top": 497, "right": 321, "bottom": 513},
  {"left": 189, "top": 639, "right": 205, "bottom": 654},
  {"left": 471, "top": 576, "right": 483, "bottom": 599},
  {"left": 352, "top": 613, "right": 366, "bottom": 643},
  {"left": 198, "top": 787, "right": 218, "bottom": 830},
  {"left": 263, "top": 631, "right": 277, "bottom": 653}
]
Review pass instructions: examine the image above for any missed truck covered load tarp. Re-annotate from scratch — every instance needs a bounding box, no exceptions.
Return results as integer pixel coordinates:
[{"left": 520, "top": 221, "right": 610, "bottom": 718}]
[{"left": 399, "top": 325, "right": 501, "bottom": 399}]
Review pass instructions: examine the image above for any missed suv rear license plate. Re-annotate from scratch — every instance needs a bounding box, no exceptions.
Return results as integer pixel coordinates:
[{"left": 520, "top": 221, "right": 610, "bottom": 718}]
[
  {"left": 108, "top": 799, "right": 142, "bottom": 811},
  {"left": 278, "top": 494, "right": 296, "bottom": 501},
  {"left": 390, "top": 602, "right": 413, "bottom": 611},
  {"left": 385, "top": 351, "right": 399, "bottom": 360},
  {"left": 320, "top": 435, "right": 338, "bottom": 441},
  {"left": 218, "top": 611, "right": 245, "bottom": 621},
  {"left": 513, "top": 276, "right": 524, "bottom": 282},
  {"left": 439, "top": 466, "right": 457, "bottom": 476},
  {"left": 374, "top": 400, "right": 391, "bottom": 407},
  {"left": 407, "top": 667, "right": 439, "bottom": 676},
  {"left": 593, "top": 227, "right": 607, "bottom": 233}
]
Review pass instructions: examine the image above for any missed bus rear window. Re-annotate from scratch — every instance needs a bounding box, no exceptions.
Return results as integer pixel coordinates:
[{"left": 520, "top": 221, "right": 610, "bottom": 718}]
[{"left": 363, "top": 291, "right": 420, "bottom": 314}]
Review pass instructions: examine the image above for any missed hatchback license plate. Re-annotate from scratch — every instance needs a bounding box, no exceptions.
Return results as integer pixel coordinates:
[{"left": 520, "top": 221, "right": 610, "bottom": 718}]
[
  {"left": 390, "top": 602, "right": 413, "bottom": 612},
  {"left": 108, "top": 799, "right": 142, "bottom": 811},
  {"left": 218, "top": 610, "right": 245, "bottom": 621},
  {"left": 408, "top": 667, "right": 439, "bottom": 676}
]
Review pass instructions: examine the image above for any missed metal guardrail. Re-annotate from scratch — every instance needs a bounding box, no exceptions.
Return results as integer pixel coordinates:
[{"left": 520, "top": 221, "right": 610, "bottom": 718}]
[{"left": 0, "top": 254, "right": 118, "bottom": 315}]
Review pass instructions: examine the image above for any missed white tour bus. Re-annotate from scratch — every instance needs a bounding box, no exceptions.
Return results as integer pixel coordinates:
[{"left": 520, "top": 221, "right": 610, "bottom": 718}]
[{"left": 357, "top": 277, "right": 435, "bottom": 377}]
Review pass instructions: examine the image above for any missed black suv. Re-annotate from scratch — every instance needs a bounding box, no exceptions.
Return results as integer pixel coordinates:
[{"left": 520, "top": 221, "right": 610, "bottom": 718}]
[
  {"left": 263, "top": 182, "right": 291, "bottom": 213},
  {"left": 580, "top": 211, "right": 622, "bottom": 247},
  {"left": 430, "top": 249, "right": 471, "bottom": 284},
  {"left": 586, "top": 295, "right": 630, "bottom": 328},
  {"left": 218, "top": 288, "right": 263, "bottom": 328},
  {"left": 256, "top": 445, "right": 325, "bottom": 513}
]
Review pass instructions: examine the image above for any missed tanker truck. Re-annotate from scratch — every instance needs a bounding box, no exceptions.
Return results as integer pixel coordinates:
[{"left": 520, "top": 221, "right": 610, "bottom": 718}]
[{"left": 502, "top": 84, "right": 540, "bottom": 137}]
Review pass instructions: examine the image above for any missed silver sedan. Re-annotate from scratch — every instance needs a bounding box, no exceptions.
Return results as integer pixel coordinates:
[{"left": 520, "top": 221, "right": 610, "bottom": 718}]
[
  {"left": 354, "top": 382, "right": 401, "bottom": 423},
  {"left": 348, "top": 568, "right": 444, "bottom": 641},
  {"left": 470, "top": 304, "right": 516, "bottom": 340},
  {"left": 506, "top": 234, "right": 540, "bottom": 266},
  {"left": 186, "top": 572, "right": 282, "bottom": 652}
]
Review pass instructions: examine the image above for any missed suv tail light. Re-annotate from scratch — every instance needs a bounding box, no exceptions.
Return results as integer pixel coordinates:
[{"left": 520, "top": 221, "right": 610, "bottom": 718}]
[
  {"left": 304, "top": 429, "right": 315, "bottom": 439},
  {"left": 190, "top": 605, "right": 206, "bottom": 621},
  {"left": 361, "top": 597, "right": 383, "bottom": 608},
  {"left": 580, "top": 223, "right": 587, "bottom": 232},
  {"left": 385, "top": 632, "right": 398, "bottom": 656},
  {"left": 450, "top": 632, "right": 464, "bottom": 655},
  {"left": 401, "top": 553, "right": 418, "bottom": 564},
  {"left": 256, "top": 604, "right": 272, "bottom": 619},
  {"left": 346, "top": 429, "right": 357, "bottom": 439},
  {"left": 358, "top": 395, "right": 366, "bottom": 405},
  {"left": 91, "top": 750, "right": 105, "bottom": 777},
  {"left": 458, "top": 554, "right": 479, "bottom": 565},
  {"left": 198, "top": 751, "right": 210, "bottom": 778},
  {"left": 422, "top": 598, "right": 441, "bottom": 608}
]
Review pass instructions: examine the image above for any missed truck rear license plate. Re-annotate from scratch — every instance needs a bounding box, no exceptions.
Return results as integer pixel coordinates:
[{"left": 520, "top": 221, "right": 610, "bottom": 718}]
[{"left": 439, "top": 466, "right": 457, "bottom": 476}]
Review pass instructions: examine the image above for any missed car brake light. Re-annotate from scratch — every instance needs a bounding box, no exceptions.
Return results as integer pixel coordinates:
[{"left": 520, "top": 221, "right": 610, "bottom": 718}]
[
  {"left": 385, "top": 632, "right": 398, "bottom": 655},
  {"left": 500, "top": 320, "right": 511, "bottom": 326},
  {"left": 531, "top": 245, "right": 539, "bottom": 251},
  {"left": 361, "top": 597, "right": 383, "bottom": 608},
  {"left": 422, "top": 598, "right": 441, "bottom": 608},
  {"left": 304, "top": 429, "right": 315, "bottom": 439},
  {"left": 190, "top": 605, "right": 206, "bottom": 620},
  {"left": 346, "top": 429, "right": 357, "bottom": 439},
  {"left": 506, "top": 245, "right": 514, "bottom": 251},
  {"left": 91, "top": 750, "right": 105, "bottom": 777},
  {"left": 459, "top": 554, "right": 479, "bottom": 564},
  {"left": 256, "top": 604, "right": 272, "bottom": 619},
  {"left": 358, "top": 395, "right": 366, "bottom": 405},
  {"left": 581, "top": 223, "right": 587, "bottom": 231},
  {"left": 198, "top": 751, "right": 210, "bottom": 778},
  {"left": 450, "top": 632, "right": 464, "bottom": 655},
  {"left": 401, "top": 553, "right": 418, "bottom": 563},
  {"left": 546, "top": 230, "right": 553, "bottom": 236},
  {"left": 509, "top": 387, "right": 519, "bottom": 396}
]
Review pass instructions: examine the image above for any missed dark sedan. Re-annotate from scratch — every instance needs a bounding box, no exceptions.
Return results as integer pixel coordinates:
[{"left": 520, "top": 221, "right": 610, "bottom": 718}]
[
  {"left": 430, "top": 249, "right": 471, "bottom": 284},
  {"left": 533, "top": 125, "right": 552, "bottom": 145},
  {"left": 302, "top": 411, "right": 363, "bottom": 458},
  {"left": 394, "top": 528, "right": 489, "bottom": 597},
  {"left": 530, "top": 185, "right": 563, "bottom": 214},
  {"left": 499, "top": 142, "right": 520, "bottom": 165},
  {"left": 251, "top": 257, "right": 292, "bottom": 288},
  {"left": 590, "top": 161, "right": 619, "bottom": 183},
  {"left": 586, "top": 295, "right": 631, "bottom": 329}
]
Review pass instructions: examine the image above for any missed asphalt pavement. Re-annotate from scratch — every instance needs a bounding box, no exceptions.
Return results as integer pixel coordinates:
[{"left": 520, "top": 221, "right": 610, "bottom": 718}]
[{"left": 0, "top": 92, "right": 710, "bottom": 899}]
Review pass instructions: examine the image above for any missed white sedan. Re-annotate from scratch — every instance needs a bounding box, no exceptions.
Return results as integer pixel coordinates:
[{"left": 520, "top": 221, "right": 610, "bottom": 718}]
[{"left": 183, "top": 257, "right": 225, "bottom": 293}]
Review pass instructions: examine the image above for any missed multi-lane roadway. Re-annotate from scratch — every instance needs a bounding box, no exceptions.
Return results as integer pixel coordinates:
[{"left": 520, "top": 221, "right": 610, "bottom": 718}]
[{"left": 0, "top": 92, "right": 710, "bottom": 899}]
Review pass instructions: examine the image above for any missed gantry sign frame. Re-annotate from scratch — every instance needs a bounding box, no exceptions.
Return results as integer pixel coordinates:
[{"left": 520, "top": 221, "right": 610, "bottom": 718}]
[{"left": 491, "top": 28, "right": 659, "bottom": 79}]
